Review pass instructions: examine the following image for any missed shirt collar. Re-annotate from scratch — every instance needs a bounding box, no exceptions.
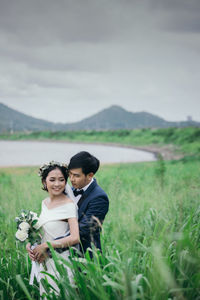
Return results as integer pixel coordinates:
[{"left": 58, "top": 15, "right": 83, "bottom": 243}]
[{"left": 81, "top": 178, "right": 94, "bottom": 192}]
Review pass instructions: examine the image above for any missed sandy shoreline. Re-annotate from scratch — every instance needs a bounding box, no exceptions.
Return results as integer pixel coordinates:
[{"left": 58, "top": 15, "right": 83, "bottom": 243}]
[{"left": 127, "top": 145, "right": 183, "bottom": 160}]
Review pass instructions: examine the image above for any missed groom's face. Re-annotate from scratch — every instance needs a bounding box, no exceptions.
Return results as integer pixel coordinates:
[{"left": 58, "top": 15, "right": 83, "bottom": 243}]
[{"left": 69, "top": 168, "right": 93, "bottom": 189}]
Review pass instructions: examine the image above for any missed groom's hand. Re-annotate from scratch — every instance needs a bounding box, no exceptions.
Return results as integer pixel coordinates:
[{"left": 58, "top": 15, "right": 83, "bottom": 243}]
[
  {"left": 37, "top": 254, "right": 47, "bottom": 264},
  {"left": 33, "top": 243, "right": 48, "bottom": 263}
]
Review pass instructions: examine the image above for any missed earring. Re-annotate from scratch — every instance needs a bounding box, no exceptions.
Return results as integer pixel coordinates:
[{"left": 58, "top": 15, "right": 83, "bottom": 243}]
[{"left": 43, "top": 183, "right": 47, "bottom": 190}]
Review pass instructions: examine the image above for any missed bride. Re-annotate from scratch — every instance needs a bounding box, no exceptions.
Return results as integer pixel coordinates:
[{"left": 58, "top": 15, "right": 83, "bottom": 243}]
[{"left": 26, "top": 161, "right": 79, "bottom": 296}]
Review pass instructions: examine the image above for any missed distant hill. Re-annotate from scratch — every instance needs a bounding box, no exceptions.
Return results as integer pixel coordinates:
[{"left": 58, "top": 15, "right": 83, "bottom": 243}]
[
  {"left": 0, "top": 103, "right": 65, "bottom": 133},
  {"left": 66, "top": 105, "right": 200, "bottom": 130},
  {"left": 68, "top": 105, "right": 172, "bottom": 130},
  {"left": 0, "top": 103, "right": 199, "bottom": 133}
]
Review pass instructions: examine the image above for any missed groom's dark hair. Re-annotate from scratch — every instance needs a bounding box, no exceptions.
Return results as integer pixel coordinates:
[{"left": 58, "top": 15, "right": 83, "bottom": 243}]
[{"left": 68, "top": 151, "right": 100, "bottom": 175}]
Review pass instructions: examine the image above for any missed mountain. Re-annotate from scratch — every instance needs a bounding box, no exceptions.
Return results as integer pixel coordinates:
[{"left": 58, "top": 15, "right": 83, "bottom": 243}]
[
  {"left": 0, "top": 103, "right": 64, "bottom": 133},
  {"left": 67, "top": 105, "right": 172, "bottom": 130},
  {"left": 0, "top": 103, "right": 199, "bottom": 133},
  {"left": 66, "top": 105, "right": 200, "bottom": 130}
]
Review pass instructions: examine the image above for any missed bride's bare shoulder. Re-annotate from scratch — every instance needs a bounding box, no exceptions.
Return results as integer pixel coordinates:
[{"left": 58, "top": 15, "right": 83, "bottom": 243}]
[{"left": 42, "top": 197, "right": 49, "bottom": 205}]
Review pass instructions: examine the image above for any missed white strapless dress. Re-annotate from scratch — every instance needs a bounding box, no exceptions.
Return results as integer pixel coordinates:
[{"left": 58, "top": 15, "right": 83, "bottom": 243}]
[{"left": 30, "top": 200, "right": 78, "bottom": 296}]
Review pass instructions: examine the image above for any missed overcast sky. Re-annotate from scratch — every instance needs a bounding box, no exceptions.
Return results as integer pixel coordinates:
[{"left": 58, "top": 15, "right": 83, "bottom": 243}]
[{"left": 0, "top": 0, "right": 200, "bottom": 123}]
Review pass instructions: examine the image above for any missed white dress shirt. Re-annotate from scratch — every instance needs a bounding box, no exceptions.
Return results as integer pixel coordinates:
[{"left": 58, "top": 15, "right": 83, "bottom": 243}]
[{"left": 73, "top": 178, "right": 94, "bottom": 205}]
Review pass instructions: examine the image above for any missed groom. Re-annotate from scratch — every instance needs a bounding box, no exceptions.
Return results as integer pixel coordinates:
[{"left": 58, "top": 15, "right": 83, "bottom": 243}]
[{"left": 67, "top": 151, "right": 109, "bottom": 254}]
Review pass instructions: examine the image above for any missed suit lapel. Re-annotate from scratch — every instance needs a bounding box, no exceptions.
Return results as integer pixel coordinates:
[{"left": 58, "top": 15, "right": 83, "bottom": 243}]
[{"left": 78, "top": 178, "right": 97, "bottom": 217}]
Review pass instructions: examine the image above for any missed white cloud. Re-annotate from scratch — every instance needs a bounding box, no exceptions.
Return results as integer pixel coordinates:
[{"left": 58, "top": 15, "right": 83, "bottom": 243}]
[{"left": 0, "top": 0, "right": 199, "bottom": 123}]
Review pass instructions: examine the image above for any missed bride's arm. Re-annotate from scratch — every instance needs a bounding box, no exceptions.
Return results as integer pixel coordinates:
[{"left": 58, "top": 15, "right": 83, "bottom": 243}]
[
  {"left": 33, "top": 218, "right": 79, "bottom": 262},
  {"left": 50, "top": 217, "right": 80, "bottom": 248}
]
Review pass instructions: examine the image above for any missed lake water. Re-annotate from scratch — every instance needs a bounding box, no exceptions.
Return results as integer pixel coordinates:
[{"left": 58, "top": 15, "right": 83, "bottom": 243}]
[{"left": 0, "top": 141, "right": 156, "bottom": 167}]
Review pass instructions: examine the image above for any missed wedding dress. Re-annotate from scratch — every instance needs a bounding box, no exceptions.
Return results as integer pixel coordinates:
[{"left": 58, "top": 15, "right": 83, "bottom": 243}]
[{"left": 29, "top": 184, "right": 77, "bottom": 296}]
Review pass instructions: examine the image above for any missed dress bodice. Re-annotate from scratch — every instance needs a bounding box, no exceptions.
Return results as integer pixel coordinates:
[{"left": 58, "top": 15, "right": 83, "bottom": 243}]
[{"left": 39, "top": 201, "right": 78, "bottom": 241}]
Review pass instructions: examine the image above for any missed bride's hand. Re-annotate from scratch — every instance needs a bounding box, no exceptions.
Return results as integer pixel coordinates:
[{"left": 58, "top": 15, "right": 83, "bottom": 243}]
[
  {"left": 33, "top": 243, "right": 48, "bottom": 263},
  {"left": 26, "top": 243, "right": 35, "bottom": 261}
]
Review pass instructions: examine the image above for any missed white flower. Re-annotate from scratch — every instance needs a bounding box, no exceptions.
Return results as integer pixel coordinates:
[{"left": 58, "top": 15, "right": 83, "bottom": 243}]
[
  {"left": 32, "top": 219, "right": 41, "bottom": 230},
  {"left": 21, "top": 212, "right": 25, "bottom": 218},
  {"left": 16, "top": 229, "right": 28, "bottom": 242},
  {"left": 19, "top": 221, "right": 30, "bottom": 231}
]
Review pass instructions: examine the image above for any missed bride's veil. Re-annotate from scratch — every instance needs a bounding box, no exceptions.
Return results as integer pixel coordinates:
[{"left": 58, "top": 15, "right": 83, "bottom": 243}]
[
  {"left": 65, "top": 182, "right": 76, "bottom": 203},
  {"left": 65, "top": 182, "right": 80, "bottom": 251}
]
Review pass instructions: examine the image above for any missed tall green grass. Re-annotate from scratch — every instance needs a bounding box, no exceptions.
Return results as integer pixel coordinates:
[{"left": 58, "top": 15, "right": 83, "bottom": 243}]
[{"left": 0, "top": 157, "right": 200, "bottom": 299}]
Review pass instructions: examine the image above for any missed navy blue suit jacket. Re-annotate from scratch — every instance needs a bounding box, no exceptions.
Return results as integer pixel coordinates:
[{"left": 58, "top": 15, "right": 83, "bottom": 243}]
[{"left": 78, "top": 178, "right": 109, "bottom": 254}]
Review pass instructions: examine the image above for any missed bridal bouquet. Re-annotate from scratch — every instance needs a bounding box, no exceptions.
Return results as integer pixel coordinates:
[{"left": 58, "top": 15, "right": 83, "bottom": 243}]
[
  {"left": 15, "top": 210, "right": 41, "bottom": 244},
  {"left": 15, "top": 210, "right": 45, "bottom": 285}
]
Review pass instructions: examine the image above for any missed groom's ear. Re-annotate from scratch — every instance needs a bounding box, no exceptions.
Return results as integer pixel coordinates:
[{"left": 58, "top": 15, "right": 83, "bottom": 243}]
[{"left": 87, "top": 172, "right": 94, "bottom": 180}]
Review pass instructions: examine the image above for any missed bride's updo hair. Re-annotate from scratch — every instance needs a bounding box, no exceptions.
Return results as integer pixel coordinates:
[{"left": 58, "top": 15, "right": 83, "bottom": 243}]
[{"left": 38, "top": 161, "right": 68, "bottom": 192}]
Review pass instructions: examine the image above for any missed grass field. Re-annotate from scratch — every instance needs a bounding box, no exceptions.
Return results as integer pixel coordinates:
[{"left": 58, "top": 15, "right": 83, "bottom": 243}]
[{"left": 0, "top": 155, "right": 200, "bottom": 299}]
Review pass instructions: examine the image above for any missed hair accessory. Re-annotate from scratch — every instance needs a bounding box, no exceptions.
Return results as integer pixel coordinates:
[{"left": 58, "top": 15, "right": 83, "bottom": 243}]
[{"left": 38, "top": 161, "right": 68, "bottom": 177}]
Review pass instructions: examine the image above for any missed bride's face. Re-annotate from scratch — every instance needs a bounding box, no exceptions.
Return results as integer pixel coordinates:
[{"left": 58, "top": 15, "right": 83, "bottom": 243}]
[{"left": 44, "top": 168, "right": 66, "bottom": 196}]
